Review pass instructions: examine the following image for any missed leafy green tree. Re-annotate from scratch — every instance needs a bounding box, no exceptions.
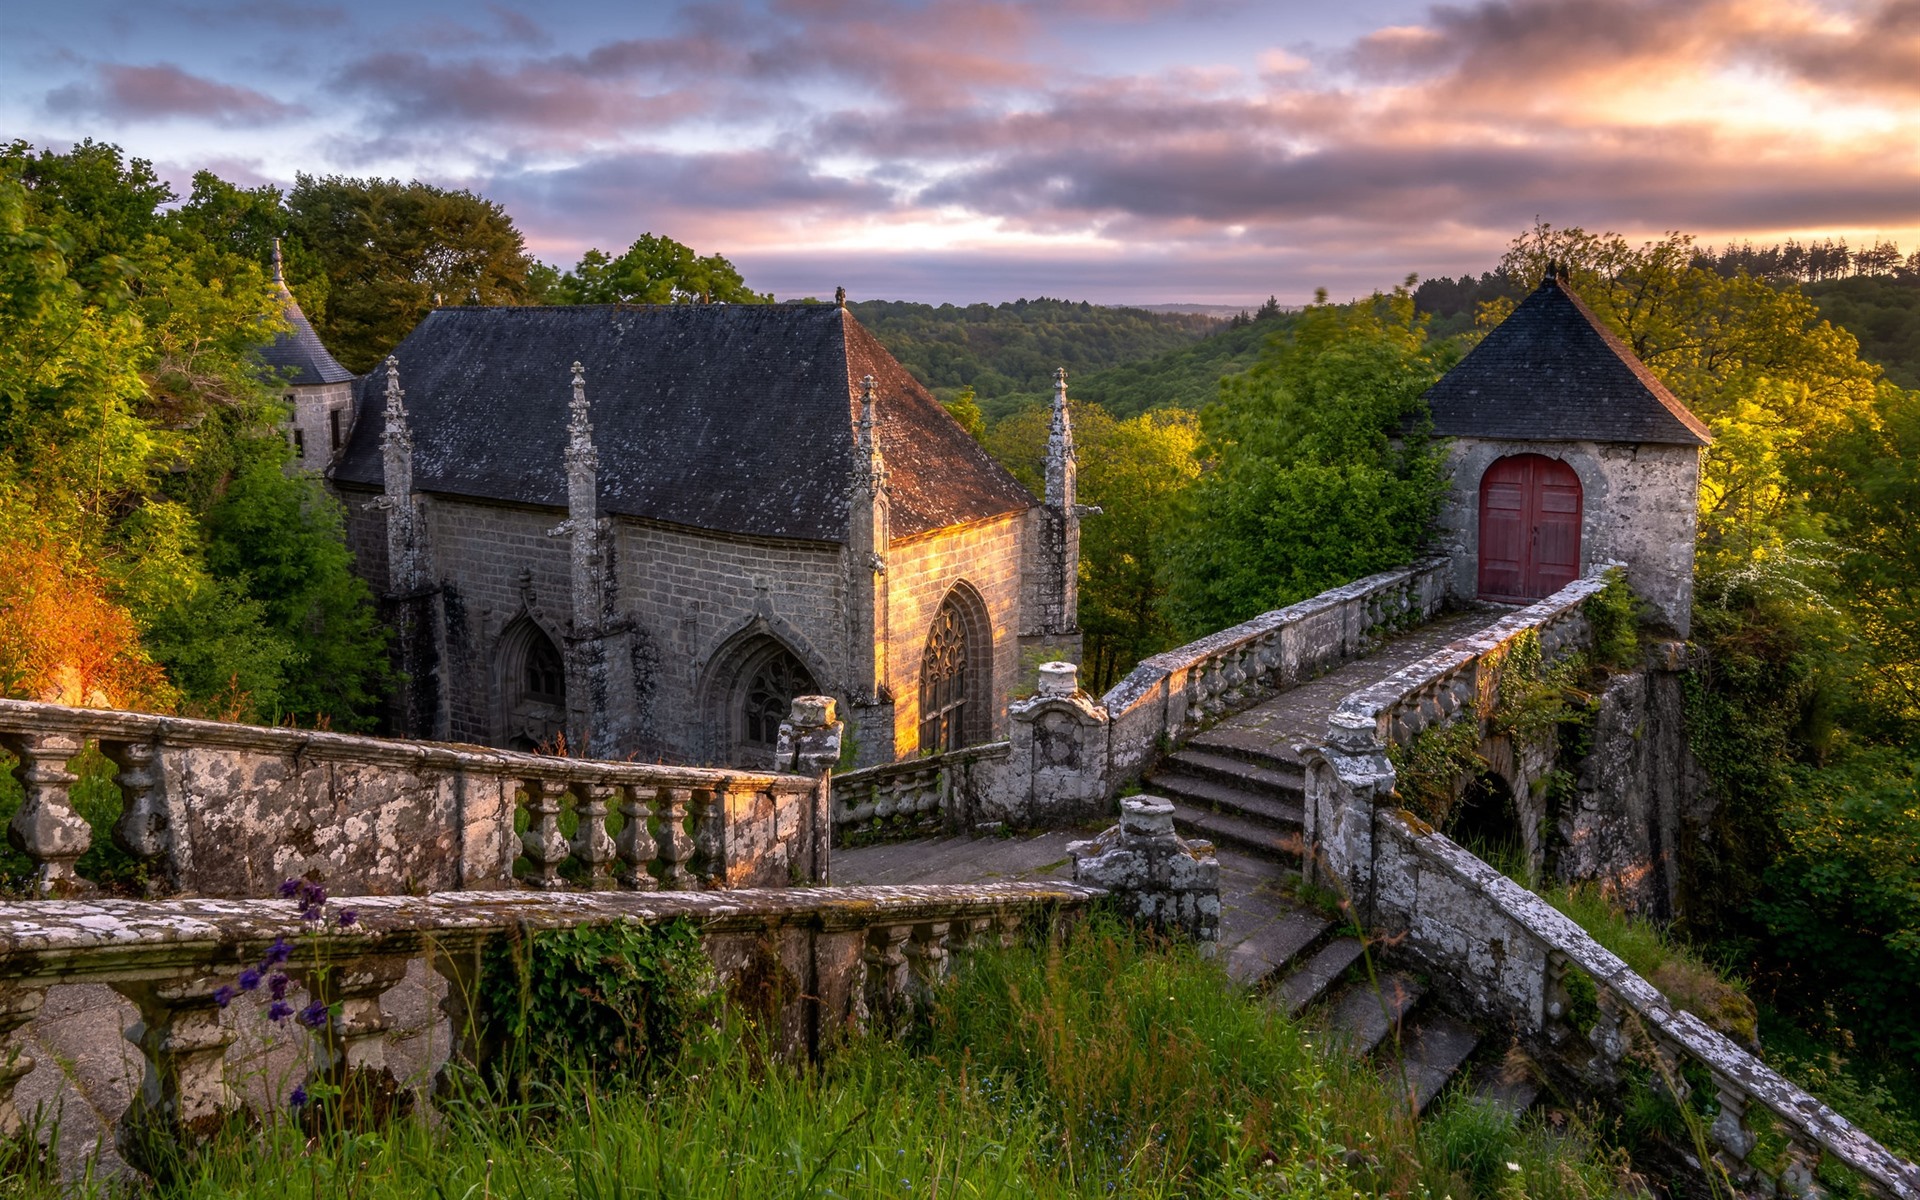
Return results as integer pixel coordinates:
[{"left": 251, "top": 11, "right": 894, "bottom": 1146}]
[
  {"left": 1166, "top": 285, "right": 1454, "bottom": 637},
  {"left": 287, "top": 174, "right": 539, "bottom": 372},
  {"left": 203, "top": 441, "right": 389, "bottom": 727},
  {"left": 554, "top": 234, "right": 771, "bottom": 305},
  {"left": 942, "top": 386, "right": 986, "bottom": 440},
  {"left": 987, "top": 403, "right": 1201, "bottom": 688}
]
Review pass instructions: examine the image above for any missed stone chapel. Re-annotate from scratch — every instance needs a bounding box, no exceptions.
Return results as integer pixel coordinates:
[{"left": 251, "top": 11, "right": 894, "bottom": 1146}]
[
  {"left": 1423, "top": 267, "right": 1712, "bottom": 634},
  {"left": 273, "top": 295, "right": 1083, "bottom": 768}
]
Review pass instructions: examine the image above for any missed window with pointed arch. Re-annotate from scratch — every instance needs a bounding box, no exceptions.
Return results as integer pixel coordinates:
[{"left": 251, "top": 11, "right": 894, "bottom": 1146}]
[
  {"left": 919, "top": 589, "right": 988, "bottom": 754},
  {"left": 498, "top": 618, "right": 567, "bottom": 752},
  {"left": 736, "top": 642, "right": 817, "bottom": 760}
]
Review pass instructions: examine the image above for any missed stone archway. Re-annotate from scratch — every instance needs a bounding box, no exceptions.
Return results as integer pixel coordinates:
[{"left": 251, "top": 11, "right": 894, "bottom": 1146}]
[{"left": 495, "top": 615, "right": 568, "bottom": 752}]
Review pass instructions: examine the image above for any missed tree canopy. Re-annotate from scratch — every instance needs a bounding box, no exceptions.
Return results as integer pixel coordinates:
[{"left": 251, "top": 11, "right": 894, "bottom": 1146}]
[{"left": 547, "top": 234, "right": 772, "bottom": 306}]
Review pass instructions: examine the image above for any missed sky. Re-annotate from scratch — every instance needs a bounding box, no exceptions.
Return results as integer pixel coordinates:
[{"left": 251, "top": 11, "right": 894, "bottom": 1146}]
[{"left": 5, "top": 0, "right": 1920, "bottom": 305}]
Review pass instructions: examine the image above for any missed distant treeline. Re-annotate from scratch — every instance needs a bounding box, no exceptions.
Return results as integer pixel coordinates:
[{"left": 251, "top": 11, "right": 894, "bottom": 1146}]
[{"left": 845, "top": 298, "right": 1217, "bottom": 411}]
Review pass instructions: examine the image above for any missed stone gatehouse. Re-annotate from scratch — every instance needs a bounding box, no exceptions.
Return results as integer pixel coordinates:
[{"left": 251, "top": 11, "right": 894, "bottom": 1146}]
[{"left": 311, "top": 300, "right": 1080, "bottom": 768}]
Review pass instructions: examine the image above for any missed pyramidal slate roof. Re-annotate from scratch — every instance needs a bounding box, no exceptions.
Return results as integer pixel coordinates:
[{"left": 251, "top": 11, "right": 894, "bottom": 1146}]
[
  {"left": 257, "top": 280, "right": 355, "bottom": 387},
  {"left": 1424, "top": 273, "right": 1711, "bottom": 447},
  {"left": 331, "top": 304, "right": 1036, "bottom": 543}
]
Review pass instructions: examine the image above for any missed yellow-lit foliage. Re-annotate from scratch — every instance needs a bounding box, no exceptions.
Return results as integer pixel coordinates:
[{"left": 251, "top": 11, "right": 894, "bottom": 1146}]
[{"left": 0, "top": 534, "right": 173, "bottom": 712}]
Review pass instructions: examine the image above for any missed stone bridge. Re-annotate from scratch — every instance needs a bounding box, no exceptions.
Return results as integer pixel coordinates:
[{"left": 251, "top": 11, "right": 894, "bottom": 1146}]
[{"left": 1, "top": 560, "right": 1916, "bottom": 1198}]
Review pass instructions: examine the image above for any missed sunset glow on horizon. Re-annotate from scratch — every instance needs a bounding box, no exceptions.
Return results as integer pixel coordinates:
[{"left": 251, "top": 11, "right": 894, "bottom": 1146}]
[{"left": 6, "top": 0, "right": 1919, "bottom": 305}]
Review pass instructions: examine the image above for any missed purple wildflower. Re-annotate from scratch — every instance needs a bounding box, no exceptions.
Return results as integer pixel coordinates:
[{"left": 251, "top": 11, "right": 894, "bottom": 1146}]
[
  {"left": 262, "top": 938, "right": 293, "bottom": 967},
  {"left": 277, "top": 879, "right": 301, "bottom": 899},
  {"left": 212, "top": 985, "right": 237, "bottom": 1009},
  {"left": 296, "top": 1001, "right": 328, "bottom": 1029},
  {"left": 336, "top": 908, "right": 358, "bottom": 928},
  {"left": 289, "top": 1084, "right": 308, "bottom": 1109},
  {"left": 268, "top": 1000, "right": 293, "bottom": 1024},
  {"left": 268, "top": 973, "right": 290, "bottom": 1001},
  {"left": 300, "top": 906, "right": 323, "bottom": 923},
  {"left": 238, "top": 967, "right": 263, "bottom": 992}
]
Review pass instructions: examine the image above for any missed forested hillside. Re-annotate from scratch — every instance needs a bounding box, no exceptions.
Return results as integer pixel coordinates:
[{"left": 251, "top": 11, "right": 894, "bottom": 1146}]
[{"left": 846, "top": 298, "right": 1217, "bottom": 417}]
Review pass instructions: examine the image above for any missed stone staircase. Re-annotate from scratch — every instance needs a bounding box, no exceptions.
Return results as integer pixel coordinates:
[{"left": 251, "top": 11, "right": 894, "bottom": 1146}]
[{"left": 1139, "top": 607, "right": 1526, "bottom": 1115}]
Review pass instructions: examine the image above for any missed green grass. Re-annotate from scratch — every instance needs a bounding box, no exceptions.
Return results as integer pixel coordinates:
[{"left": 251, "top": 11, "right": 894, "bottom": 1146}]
[{"left": 4, "top": 917, "right": 1638, "bottom": 1199}]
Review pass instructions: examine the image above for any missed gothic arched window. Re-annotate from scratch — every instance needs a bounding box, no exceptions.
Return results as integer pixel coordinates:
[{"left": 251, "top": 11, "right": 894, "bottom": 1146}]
[
  {"left": 524, "top": 636, "right": 565, "bottom": 703},
  {"left": 743, "top": 647, "right": 812, "bottom": 753},
  {"left": 919, "top": 601, "right": 970, "bottom": 754}
]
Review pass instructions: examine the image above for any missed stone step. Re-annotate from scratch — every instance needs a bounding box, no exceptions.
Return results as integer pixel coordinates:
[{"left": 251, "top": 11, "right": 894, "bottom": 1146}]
[
  {"left": 1323, "top": 971, "right": 1426, "bottom": 1056},
  {"left": 1271, "top": 936, "right": 1367, "bottom": 1018},
  {"left": 1186, "top": 728, "right": 1313, "bottom": 773},
  {"left": 1149, "top": 772, "right": 1304, "bottom": 829},
  {"left": 1225, "top": 909, "right": 1333, "bottom": 986},
  {"left": 1383, "top": 1011, "right": 1481, "bottom": 1115},
  {"left": 1160, "top": 748, "right": 1304, "bottom": 795},
  {"left": 1170, "top": 803, "right": 1303, "bottom": 861}
]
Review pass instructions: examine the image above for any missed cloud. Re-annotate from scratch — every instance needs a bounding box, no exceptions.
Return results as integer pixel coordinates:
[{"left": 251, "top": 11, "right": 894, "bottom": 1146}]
[
  {"left": 171, "top": 0, "right": 347, "bottom": 30},
  {"left": 45, "top": 63, "right": 303, "bottom": 126}
]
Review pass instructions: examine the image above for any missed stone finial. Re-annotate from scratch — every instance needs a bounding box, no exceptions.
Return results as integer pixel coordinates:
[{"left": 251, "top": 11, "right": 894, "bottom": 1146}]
[
  {"left": 1036, "top": 661, "right": 1078, "bottom": 698},
  {"left": 271, "top": 237, "right": 285, "bottom": 285},
  {"left": 835, "top": 285, "right": 847, "bottom": 308},
  {"left": 565, "top": 360, "right": 597, "bottom": 473}
]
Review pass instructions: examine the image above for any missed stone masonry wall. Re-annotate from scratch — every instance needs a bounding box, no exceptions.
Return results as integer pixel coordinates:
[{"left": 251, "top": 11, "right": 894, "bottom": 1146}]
[
  {"left": 883, "top": 513, "right": 1026, "bottom": 756},
  {"left": 1434, "top": 438, "right": 1700, "bottom": 635},
  {"left": 285, "top": 380, "right": 355, "bottom": 473},
  {"left": 339, "top": 487, "right": 848, "bottom": 763}
]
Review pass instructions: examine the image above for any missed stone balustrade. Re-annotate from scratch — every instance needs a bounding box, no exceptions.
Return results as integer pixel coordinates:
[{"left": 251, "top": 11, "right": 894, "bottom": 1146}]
[
  {"left": 1324, "top": 565, "right": 1613, "bottom": 755},
  {"left": 1371, "top": 815, "right": 1920, "bottom": 1200},
  {"left": 0, "top": 698, "right": 823, "bottom": 899},
  {"left": 831, "top": 741, "right": 1011, "bottom": 838},
  {"left": 1101, "top": 559, "right": 1452, "bottom": 782},
  {"left": 0, "top": 880, "right": 1102, "bottom": 1172}
]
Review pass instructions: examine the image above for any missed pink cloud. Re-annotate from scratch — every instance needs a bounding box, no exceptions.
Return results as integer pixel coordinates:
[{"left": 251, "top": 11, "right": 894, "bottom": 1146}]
[{"left": 45, "top": 63, "right": 303, "bottom": 126}]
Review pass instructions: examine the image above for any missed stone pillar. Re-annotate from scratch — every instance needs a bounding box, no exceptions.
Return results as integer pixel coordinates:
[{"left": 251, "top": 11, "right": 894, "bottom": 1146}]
[
  {"left": 1301, "top": 714, "right": 1397, "bottom": 919},
  {"left": 845, "top": 375, "right": 894, "bottom": 766},
  {"left": 1019, "top": 368, "right": 1087, "bottom": 671},
  {"left": 775, "top": 695, "right": 844, "bottom": 883},
  {"left": 1069, "top": 796, "right": 1220, "bottom": 947},
  {"left": 1000, "top": 662, "right": 1111, "bottom": 827},
  {"left": 104, "top": 738, "right": 169, "bottom": 894}
]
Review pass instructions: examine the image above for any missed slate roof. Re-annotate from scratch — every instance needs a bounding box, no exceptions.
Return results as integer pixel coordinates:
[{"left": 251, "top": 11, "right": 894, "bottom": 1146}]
[
  {"left": 257, "top": 281, "right": 355, "bottom": 387},
  {"left": 1423, "top": 274, "right": 1711, "bottom": 447},
  {"left": 331, "top": 304, "right": 1036, "bottom": 542}
]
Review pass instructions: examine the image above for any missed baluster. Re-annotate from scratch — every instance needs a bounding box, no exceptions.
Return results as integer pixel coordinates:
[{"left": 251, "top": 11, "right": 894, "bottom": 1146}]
[
  {"left": 0, "top": 982, "right": 47, "bottom": 1140},
  {"left": 571, "top": 783, "right": 618, "bottom": 890},
  {"left": 112, "top": 975, "right": 239, "bottom": 1173},
  {"left": 296, "top": 952, "right": 413, "bottom": 1125},
  {"left": 517, "top": 778, "right": 570, "bottom": 890},
  {"left": 861, "top": 923, "right": 912, "bottom": 1032},
  {"left": 952, "top": 916, "right": 995, "bottom": 952},
  {"left": 691, "top": 785, "right": 726, "bottom": 888},
  {"left": 656, "top": 787, "right": 696, "bottom": 889},
  {"left": 104, "top": 739, "right": 167, "bottom": 893},
  {"left": 616, "top": 786, "right": 660, "bottom": 890},
  {"left": 5, "top": 731, "right": 88, "bottom": 895},
  {"left": 1777, "top": 1136, "right": 1824, "bottom": 1200},
  {"left": 903, "top": 921, "right": 951, "bottom": 1007},
  {"left": 1709, "top": 1076, "right": 1758, "bottom": 1163}
]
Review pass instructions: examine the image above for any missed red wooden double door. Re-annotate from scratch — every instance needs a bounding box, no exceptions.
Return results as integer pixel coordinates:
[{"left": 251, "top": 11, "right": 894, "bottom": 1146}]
[{"left": 1478, "top": 454, "right": 1582, "bottom": 602}]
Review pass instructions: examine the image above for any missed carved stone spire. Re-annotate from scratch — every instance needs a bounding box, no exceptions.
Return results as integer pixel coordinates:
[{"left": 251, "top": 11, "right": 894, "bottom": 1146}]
[
  {"left": 1046, "top": 366, "right": 1076, "bottom": 512},
  {"left": 271, "top": 237, "right": 285, "bottom": 285},
  {"left": 853, "top": 373, "right": 888, "bottom": 496},
  {"left": 553, "top": 361, "right": 603, "bottom": 632},
  {"left": 846, "top": 373, "right": 892, "bottom": 725},
  {"left": 373, "top": 356, "right": 422, "bottom": 592}
]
